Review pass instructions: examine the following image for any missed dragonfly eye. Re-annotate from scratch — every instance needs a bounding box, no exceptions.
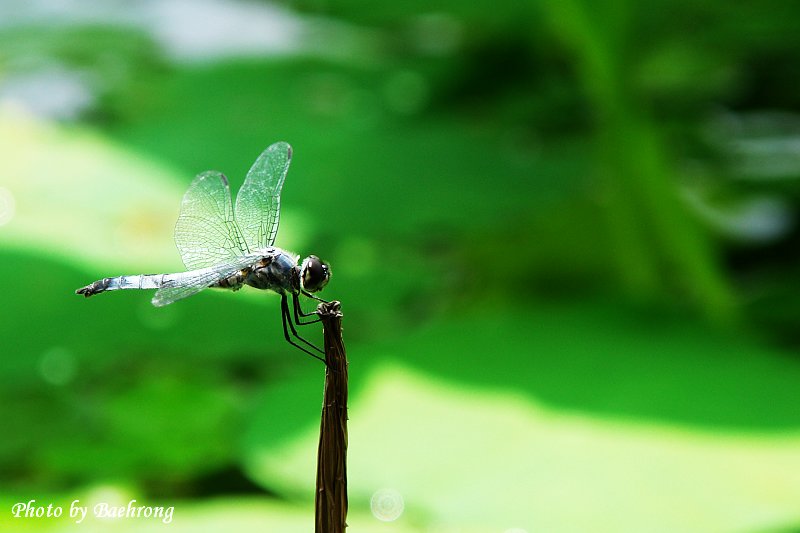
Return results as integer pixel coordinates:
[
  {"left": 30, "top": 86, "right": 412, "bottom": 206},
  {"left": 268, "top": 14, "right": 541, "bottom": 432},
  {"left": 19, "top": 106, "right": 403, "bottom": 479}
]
[{"left": 301, "top": 255, "right": 330, "bottom": 293}]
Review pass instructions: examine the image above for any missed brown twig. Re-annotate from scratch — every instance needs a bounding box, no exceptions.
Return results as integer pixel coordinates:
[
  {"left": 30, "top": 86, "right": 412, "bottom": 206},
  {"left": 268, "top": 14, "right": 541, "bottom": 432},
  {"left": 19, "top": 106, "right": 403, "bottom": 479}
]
[{"left": 314, "top": 301, "right": 348, "bottom": 533}]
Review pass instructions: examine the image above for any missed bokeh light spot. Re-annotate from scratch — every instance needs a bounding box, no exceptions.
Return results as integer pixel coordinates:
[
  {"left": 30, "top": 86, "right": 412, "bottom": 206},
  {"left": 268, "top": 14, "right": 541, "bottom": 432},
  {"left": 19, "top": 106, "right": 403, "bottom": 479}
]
[
  {"left": 383, "top": 70, "right": 429, "bottom": 115},
  {"left": 370, "top": 488, "right": 404, "bottom": 522},
  {"left": 39, "top": 346, "right": 76, "bottom": 385}
]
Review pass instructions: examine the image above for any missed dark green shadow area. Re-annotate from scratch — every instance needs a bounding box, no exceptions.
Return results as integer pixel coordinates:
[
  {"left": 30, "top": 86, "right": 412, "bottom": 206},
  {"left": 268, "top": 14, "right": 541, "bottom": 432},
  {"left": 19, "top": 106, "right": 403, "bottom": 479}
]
[{"left": 104, "top": 58, "right": 584, "bottom": 242}]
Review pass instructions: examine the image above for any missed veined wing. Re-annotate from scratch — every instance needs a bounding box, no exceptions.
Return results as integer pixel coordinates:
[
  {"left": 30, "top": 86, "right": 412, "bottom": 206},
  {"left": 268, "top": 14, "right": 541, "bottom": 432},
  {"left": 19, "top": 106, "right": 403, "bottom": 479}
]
[
  {"left": 151, "top": 253, "right": 262, "bottom": 307},
  {"left": 175, "top": 170, "right": 250, "bottom": 270},
  {"left": 235, "top": 141, "right": 292, "bottom": 250}
]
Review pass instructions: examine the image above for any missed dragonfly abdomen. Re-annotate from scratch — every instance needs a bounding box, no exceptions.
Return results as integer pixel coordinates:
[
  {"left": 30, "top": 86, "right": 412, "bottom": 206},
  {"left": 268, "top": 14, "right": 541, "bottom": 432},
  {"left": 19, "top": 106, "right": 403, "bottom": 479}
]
[{"left": 76, "top": 273, "right": 171, "bottom": 297}]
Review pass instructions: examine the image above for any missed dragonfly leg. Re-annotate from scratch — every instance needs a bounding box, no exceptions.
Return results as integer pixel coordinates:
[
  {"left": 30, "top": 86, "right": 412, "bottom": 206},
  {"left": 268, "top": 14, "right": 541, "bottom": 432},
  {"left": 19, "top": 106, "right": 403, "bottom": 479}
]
[
  {"left": 302, "top": 290, "right": 329, "bottom": 304},
  {"left": 293, "top": 292, "right": 321, "bottom": 324},
  {"left": 281, "top": 294, "right": 325, "bottom": 363}
]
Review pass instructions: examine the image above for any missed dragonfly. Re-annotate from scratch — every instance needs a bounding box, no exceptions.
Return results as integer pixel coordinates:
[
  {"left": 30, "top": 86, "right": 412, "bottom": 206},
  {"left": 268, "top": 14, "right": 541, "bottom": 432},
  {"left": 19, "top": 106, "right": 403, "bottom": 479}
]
[{"left": 76, "top": 141, "right": 331, "bottom": 362}]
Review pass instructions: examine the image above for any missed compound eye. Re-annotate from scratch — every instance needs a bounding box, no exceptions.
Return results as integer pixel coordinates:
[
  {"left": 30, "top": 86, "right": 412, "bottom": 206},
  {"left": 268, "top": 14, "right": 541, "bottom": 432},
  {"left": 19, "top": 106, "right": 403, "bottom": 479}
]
[{"left": 302, "top": 256, "right": 330, "bottom": 293}]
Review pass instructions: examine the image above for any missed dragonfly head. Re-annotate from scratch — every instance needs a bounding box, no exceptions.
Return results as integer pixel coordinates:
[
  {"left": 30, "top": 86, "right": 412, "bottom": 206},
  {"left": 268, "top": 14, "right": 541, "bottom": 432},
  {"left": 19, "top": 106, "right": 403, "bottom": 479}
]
[{"left": 300, "top": 255, "right": 331, "bottom": 293}]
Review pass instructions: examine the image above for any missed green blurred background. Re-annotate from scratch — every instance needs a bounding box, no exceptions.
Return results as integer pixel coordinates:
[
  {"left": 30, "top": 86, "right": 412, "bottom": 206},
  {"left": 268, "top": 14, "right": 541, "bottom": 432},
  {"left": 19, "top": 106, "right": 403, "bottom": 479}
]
[{"left": 1, "top": 1, "right": 800, "bottom": 531}]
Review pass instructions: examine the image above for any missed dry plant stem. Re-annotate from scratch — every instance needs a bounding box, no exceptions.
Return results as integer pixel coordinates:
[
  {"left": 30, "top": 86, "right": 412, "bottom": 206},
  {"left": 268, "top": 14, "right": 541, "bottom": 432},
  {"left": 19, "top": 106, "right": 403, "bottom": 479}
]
[{"left": 315, "top": 301, "right": 348, "bottom": 533}]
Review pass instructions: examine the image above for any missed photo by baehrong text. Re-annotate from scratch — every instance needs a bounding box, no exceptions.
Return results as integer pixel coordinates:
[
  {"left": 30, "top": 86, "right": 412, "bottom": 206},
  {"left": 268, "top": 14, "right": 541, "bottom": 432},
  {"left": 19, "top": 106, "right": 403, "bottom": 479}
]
[{"left": 11, "top": 499, "right": 175, "bottom": 524}]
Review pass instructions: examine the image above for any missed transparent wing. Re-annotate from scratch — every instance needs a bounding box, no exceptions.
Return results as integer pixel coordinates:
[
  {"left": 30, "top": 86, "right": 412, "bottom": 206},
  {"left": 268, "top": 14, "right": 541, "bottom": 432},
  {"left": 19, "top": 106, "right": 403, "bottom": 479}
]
[
  {"left": 175, "top": 170, "right": 250, "bottom": 270},
  {"left": 151, "top": 254, "right": 262, "bottom": 307},
  {"left": 151, "top": 269, "right": 222, "bottom": 307},
  {"left": 235, "top": 141, "right": 292, "bottom": 250}
]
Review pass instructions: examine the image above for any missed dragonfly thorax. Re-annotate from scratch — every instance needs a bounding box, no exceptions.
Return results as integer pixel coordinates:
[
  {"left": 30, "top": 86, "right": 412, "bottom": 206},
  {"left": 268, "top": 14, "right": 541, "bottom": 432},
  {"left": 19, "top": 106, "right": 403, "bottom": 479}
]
[
  {"left": 242, "top": 250, "right": 330, "bottom": 295},
  {"left": 240, "top": 247, "right": 302, "bottom": 295}
]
